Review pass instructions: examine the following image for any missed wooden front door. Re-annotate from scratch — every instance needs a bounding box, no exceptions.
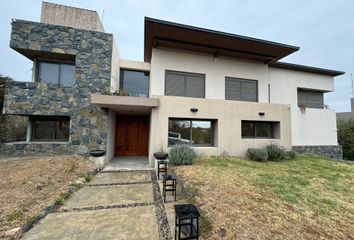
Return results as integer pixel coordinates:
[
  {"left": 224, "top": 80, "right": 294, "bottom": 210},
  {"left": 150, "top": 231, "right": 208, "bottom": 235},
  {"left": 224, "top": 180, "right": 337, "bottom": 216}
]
[{"left": 115, "top": 115, "right": 149, "bottom": 157}]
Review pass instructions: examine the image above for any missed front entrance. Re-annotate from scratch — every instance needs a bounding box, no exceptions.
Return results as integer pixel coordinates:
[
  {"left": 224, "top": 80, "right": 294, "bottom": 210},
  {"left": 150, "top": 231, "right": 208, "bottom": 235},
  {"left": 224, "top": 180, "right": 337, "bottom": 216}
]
[{"left": 115, "top": 115, "right": 149, "bottom": 157}]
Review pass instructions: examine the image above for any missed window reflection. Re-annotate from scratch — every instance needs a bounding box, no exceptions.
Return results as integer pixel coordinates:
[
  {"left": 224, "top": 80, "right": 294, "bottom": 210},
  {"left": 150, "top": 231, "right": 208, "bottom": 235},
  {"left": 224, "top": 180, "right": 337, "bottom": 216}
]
[
  {"left": 31, "top": 117, "right": 70, "bottom": 142},
  {"left": 120, "top": 69, "right": 149, "bottom": 97},
  {"left": 168, "top": 119, "right": 214, "bottom": 146},
  {"left": 38, "top": 62, "right": 75, "bottom": 86}
]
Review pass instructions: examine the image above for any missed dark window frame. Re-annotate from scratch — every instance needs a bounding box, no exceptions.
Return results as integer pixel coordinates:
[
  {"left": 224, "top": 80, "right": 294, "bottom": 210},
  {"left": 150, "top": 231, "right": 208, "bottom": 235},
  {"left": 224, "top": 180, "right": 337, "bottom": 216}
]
[
  {"left": 168, "top": 118, "right": 215, "bottom": 147},
  {"left": 35, "top": 58, "right": 76, "bottom": 86},
  {"left": 30, "top": 116, "right": 70, "bottom": 142},
  {"left": 225, "top": 77, "right": 259, "bottom": 102},
  {"left": 241, "top": 120, "right": 278, "bottom": 139},
  {"left": 297, "top": 88, "right": 324, "bottom": 109},
  {"left": 165, "top": 70, "right": 206, "bottom": 98},
  {"left": 119, "top": 68, "right": 150, "bottom": 97}
]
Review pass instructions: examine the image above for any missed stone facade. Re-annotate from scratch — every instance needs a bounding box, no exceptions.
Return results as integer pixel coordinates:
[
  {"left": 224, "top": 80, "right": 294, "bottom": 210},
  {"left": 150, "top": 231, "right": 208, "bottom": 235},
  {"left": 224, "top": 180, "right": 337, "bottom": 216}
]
[
  {"left": 0, "top": 19, "right": 113, "bottom": 156},
  {"left": 292, "top": 145, "right": 343, "bottom": 159}
]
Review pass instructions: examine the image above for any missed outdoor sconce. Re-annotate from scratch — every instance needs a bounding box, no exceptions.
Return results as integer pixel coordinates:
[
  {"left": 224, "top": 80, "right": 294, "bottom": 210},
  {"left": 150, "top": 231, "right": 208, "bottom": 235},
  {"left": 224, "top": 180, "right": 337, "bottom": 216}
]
[
  {"left": 259, "top": 112, "right": 265, "bottom": 116},
  {"left": 191, "top": 108, "right": 198, "bottom": 113}
]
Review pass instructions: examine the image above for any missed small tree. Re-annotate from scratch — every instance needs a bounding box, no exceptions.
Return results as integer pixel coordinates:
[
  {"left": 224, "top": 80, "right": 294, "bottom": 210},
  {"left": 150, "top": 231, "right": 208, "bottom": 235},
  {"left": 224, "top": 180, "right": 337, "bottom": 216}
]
[{"left": 337, "top": 118, "right": 354, "bottom": 160}]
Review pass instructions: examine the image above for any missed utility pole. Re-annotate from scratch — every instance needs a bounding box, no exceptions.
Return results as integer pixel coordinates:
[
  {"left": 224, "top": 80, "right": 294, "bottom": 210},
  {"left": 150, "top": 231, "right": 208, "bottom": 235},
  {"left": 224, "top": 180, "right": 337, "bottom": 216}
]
[{"left": 351, "top": 73, "right": 354, "bottom": 97}]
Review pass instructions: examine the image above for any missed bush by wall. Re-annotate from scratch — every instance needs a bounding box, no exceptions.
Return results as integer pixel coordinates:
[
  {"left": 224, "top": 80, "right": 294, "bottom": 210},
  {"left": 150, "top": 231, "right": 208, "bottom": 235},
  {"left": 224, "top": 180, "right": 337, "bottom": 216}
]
[
  {"left": 247, "top": 144, "right": 295, "bottom": 162},
  {"left": 169, "top": 144, "right": 198, "bottom": 165},
  {"left": 266, "top": 144, "right": 287, "bottom": 161},
  {"left": 246, "top": 148, "right": 268, "bottom": 162}
]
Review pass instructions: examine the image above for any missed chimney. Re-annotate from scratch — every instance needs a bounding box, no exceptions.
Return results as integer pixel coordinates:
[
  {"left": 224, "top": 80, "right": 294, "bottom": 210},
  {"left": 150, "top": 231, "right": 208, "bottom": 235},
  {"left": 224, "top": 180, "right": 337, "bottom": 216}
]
[{"left": 40, "top": 2, "right": 104, "bottom": 32}]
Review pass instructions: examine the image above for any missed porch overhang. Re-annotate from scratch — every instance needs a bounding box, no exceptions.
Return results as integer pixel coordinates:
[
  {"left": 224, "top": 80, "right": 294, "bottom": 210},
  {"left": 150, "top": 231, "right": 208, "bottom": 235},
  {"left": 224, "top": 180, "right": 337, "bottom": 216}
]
[{"left": 91, "top": 94, "right": 158, "bottom": 114}]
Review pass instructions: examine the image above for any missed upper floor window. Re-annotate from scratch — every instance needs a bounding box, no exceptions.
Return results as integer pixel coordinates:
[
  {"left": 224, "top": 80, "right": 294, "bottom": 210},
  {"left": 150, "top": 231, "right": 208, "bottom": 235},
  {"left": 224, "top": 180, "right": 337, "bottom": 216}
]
[
  {"left": 297, "top": 89, "right": 324, "bottom": 109},
  {"left": 225, "top": 77, "right": 258, "bottom": 102},
  {"left": 120, "top": 69, "right": 149, "bottom": 97},
  {"left": 31, "top": 116, "right": 70, "bottom": 142},
  {"left": 165, "top": 70, "right": 205, "bottom": 98},
  {"left": 37, "top": 61, "right": 75, "bottom": 86}
]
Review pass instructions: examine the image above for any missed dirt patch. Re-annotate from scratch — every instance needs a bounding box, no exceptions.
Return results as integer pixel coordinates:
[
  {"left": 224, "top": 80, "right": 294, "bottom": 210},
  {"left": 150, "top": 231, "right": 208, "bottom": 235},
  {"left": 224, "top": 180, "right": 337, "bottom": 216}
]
[{"left": 0, "top": 155, "right": 96, "bottom": 237}]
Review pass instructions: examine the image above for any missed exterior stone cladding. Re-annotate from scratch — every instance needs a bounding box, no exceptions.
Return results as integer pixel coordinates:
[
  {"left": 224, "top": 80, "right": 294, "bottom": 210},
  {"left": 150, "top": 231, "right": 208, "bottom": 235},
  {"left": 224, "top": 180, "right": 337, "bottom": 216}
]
[
  {"left": 0, "top": 19, "right": 113, "bottom": 156},
  {"left": 292, "top": 145, "right": 343, "bottom": 159}
]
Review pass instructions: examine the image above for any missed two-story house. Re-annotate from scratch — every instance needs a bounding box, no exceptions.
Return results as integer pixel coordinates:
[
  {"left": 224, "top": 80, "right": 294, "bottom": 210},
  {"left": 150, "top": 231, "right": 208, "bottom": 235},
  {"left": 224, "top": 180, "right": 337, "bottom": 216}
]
[{"left": 1, "top": 2, "right": 344, "bottom": 167}]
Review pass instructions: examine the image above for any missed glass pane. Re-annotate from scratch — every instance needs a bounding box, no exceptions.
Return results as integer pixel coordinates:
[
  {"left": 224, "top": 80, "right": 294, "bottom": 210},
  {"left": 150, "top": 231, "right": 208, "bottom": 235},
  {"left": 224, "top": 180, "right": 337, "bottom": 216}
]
[
  {"left": 241, "top": 81, "right": 257, "bottom": 102},
  {"left": 242, "top": 121, "right": 254, "bottom": 138},
  {"left": 308, "top": 92, "right": 323, "bottom": 108},
  {"left": 168, "top": 120, "right": 191, "bottom": 146},
  {"left": 192, "top": 121, "right": 211, "bottom": 145},
  {"left": 120, "top": 70, "right": 149, "bottom": 97},
  {"left": 60, "top": 64, "right": 76, "bottom": 86},
  {"left": 32, "top": 120, "right": 55, "bottom": 141},
  {"left": 38, "top": 62, "right": 59, "bottom": 84},
  {"left": 225, "top": 79, "right": 241, "bottom": 100},
  {"left": 165, "top": 72, "right": 185, "bottom": 96},
  {"left": 255, "top": 122, "right": 272, "bottom": 138},
  {"left": 185, "top": 75, "right": 205, "bottom": 98},
  {"left": 55, "top": 119, "right": 70, "bottom": 140}
]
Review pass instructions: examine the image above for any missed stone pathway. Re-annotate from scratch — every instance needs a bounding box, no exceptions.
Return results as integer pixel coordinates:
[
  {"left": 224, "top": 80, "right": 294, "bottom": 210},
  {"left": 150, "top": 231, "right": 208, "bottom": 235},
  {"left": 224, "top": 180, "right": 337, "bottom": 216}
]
[{"left": 21, "top": 171, "right": 172, "bottom": 240}]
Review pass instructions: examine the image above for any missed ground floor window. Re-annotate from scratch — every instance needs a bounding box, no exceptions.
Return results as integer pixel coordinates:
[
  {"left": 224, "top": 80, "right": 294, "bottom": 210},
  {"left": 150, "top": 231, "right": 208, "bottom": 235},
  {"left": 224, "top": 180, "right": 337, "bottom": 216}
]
[
  {"left": 31, "top": 116, "right": 70, "bottom": 142},
  {"left": 241, "top": 121, "right": 280, "bottom": 139},
  {"left": 168, "top": 118, "right": 215, "bottom": 146}
]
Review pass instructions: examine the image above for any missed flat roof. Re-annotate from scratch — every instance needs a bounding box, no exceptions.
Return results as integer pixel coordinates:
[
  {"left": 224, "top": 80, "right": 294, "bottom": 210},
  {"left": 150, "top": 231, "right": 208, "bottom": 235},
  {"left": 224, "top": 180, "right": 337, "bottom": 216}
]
[
  {"left": 270, "top": 62, "right": 345, "bottom": 76},
  {"left": 144, "top": 17, "right": 300, "bottom": 63}
]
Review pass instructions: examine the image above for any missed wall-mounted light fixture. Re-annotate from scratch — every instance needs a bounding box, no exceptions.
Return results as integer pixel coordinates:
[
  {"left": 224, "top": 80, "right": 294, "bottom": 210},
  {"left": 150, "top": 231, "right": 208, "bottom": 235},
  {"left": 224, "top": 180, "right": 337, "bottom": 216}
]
[
  {"left": 258, "top": 112, "right": 265, "bottom": 116},
  {"left": 191, "top": 108, "right": 198, "bottom": 113}
]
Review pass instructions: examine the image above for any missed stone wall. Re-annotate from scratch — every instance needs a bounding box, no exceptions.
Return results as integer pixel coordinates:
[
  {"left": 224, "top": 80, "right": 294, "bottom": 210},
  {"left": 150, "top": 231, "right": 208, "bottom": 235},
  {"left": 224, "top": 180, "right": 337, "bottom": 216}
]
[
  {"left": 1, "top": 19, "right": 113, "bottom": 156},
  {"left": 292, "top": 145, "right": 343, "bottom": 159}
]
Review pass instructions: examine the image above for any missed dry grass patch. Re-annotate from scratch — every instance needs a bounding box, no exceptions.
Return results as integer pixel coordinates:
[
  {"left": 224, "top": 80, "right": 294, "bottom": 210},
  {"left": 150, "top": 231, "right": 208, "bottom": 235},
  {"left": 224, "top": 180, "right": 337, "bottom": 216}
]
[
  {"left": 173, "top": 155, "right": 354, "bottom": 240},
  {"left": 0, "top": 155, "right": 96, "bottom": 237}
]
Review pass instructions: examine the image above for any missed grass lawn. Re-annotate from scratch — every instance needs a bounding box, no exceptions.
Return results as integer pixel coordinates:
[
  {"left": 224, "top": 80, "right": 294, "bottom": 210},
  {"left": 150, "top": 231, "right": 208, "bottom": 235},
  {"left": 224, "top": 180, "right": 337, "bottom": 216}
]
[
  {"left": 0, "top": 155, "right": 96, "bottom": 237},
  {"left": 173, "top": 155, "right": 354, "bottom": 240}
]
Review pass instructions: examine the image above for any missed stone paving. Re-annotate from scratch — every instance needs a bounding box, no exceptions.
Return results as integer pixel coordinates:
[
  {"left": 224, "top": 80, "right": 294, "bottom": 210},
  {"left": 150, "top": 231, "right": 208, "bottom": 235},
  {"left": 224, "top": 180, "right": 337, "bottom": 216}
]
[{"left": 20, "top": 171, "right": 170, "bottom": 240}]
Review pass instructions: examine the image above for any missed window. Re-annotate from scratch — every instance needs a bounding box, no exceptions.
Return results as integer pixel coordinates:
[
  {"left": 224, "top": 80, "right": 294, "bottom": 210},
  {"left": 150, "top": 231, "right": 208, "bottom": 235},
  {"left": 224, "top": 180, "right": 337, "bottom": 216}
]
[
  {"left": 225, "top": 77, "right": 258, "bottom": 102},
  {"left": 31, "top": 116, "right": 70, "bottom": 142},
  {"left": 120, "top": 69, "right": 149, "bottom": 97},
  {"left": 168, "top": 118, "right": 214, "bottom": 146},
  {"left": 37, "top": 61, "right": 75, "bottom": 86},
  {"left": 165, "top": 70, "right": 205, "bottom": 98},
  {"left": 297, "top": 89, "right": 324, "bottom": 109},
  {"left": 241, "top": 121, "right": 279, "bottom": 139}
]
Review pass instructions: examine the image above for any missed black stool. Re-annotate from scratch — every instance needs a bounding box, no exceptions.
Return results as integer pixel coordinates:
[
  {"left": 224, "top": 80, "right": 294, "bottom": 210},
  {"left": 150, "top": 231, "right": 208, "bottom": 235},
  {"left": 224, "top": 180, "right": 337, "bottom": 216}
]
[
  {"left": 157, "top": 160, "right": 168, "bottom": 179},
  {"left": 163, "top": 173, "right": 177, "bottom": 202},
  {"left": 174, "top": 204, "right": 200, "bottom": 240}
]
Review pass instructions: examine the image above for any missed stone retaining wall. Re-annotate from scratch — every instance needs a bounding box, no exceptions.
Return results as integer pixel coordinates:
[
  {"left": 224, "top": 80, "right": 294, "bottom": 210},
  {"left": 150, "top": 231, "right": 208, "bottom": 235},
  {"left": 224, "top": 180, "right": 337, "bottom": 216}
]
[{"left": 292, "top": 145, "right": 343, "bottom": 159}]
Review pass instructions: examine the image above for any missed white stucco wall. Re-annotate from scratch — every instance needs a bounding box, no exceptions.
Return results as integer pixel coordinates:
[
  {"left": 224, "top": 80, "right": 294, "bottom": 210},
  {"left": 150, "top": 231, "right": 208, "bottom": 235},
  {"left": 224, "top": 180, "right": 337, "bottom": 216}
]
[
  {"left": 110, "top": 40, "right": 120, "bottom": 92},
  {"left": 149, "top": 48, "right": 338, "bottom": 148},
  {"left": 105, "top": 109, "right": 116, "bottom": 163},
  {"left": 148, "top": 96, "right": 291, "bottom": 166},
  {"left": 150, "top": 48, "right": 269, "bottom": 102},
  {"left": 269, "top": 67, "right": 338, "bottom": 145}
]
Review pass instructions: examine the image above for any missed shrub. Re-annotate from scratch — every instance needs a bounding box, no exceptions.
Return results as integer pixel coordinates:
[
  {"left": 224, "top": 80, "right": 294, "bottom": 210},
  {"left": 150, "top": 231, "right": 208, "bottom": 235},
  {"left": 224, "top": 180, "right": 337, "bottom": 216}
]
[
  {"left": 246, "top": 148, "right": 268, "bottom": 162},
  {"left": 337, "top": 118, "right": 354, "bottom": 160},
  {"left": 286, "top": 150, "right": 297, "bottom": 159},
  {"left": 266, "top": 144, "right": 287, "bottom": 161},
  {"left": 169, "top": 144, "right": 198, "bottom": 165}
]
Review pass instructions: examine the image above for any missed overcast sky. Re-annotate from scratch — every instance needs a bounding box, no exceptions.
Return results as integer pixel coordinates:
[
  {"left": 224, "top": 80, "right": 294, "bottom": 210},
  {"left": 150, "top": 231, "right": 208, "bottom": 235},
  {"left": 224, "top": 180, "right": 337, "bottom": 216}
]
[{"left": 0, "top": 0, "right": 353, "bottom": 112}]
